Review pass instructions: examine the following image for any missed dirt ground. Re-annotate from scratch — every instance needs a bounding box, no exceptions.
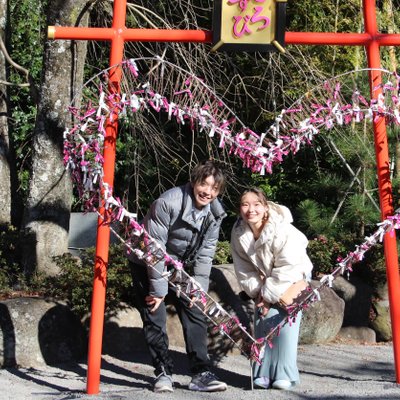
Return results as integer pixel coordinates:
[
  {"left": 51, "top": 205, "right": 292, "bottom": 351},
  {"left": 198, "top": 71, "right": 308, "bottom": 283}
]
[{"left": 1, "top": 341, "right": 400, "bottom": 399}]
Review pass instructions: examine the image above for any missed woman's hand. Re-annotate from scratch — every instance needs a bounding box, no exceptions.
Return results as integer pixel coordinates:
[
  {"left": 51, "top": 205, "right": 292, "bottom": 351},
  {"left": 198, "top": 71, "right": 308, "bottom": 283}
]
[
  {"left": 255, "top": 293, "right": 270, "bottom": 317},
  {"left": 145, "top": 295, "right": 164, "bottom": 313},
  {"left": 278, "top": 280, "right": 308, "bottom": 307}
]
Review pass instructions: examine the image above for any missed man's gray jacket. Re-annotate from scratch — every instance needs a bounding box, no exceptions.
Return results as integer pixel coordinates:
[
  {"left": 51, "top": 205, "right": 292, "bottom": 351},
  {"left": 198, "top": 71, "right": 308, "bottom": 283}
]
[{"left": 129, "top": 182, "right": 226, "bottom": 297}]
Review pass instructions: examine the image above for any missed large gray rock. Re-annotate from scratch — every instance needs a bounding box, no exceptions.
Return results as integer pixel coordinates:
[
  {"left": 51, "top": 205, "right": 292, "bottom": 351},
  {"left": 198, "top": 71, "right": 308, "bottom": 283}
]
[
  {"left": 207, "top": 264, "right": 254, "bottom": 360},
  {"left": 299, "top": 281, "right": 345, "bottom": 344},
  {"left": 101, "top": 304, "right": 183, "bottom": 358},
  {"left": 332, "top": 276, "right": 373, "bottom": 326},
  {"left": 337, "top": 326, "right": 376, "bottom": 343},
  {"left": 369, "top": 282, "right": 392, "bottom": 341},
  {"left": 370, "top": 301, "right": 392, "bottom": 341},
  {"left": 331, "top": 275, "right": 393, "bottom": 342},
  {"left": 102, "top": 267, "right": 346, "bottom": 362},
  {"left": 102, "top": 264, "right": 252, "bottom": 362},
  {"left": 22, "top": 221, "right": 69, "bottom": 277},
  {"left": 0, "top": 297, "right": 86, "bottom": 367}
]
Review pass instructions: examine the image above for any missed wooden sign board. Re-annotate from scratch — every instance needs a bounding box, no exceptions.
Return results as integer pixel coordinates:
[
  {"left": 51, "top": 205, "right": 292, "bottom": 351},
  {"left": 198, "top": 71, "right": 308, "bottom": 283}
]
[{"left": 212, "top": 0, "right": 287, "bottom": 52}]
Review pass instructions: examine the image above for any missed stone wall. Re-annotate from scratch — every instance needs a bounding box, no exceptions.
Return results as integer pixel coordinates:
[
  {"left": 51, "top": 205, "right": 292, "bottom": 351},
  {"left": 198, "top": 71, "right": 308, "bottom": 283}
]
[{"left": 0, "top": 265, "right": 390, "bottom": 368}]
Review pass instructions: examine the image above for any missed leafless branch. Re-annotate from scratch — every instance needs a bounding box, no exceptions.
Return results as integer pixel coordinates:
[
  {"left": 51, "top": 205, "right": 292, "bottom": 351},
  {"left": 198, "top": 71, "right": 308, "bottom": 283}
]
[{"left": 0, "top": 36, "right": 30, "bottom": 85}]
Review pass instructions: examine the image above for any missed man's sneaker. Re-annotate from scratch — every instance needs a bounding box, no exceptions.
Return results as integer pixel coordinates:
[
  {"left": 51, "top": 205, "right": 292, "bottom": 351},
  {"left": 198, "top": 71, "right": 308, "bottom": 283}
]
[
  {"left": 188, "top": 371, "right": 227, "bottom": 392},
  {"left": 153, "top": 371, "right": 174, "bottom": 393}
]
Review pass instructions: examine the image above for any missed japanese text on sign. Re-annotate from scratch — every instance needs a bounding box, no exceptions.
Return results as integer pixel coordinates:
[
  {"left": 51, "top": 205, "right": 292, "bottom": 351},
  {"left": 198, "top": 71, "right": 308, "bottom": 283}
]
[{"left": 228, "top": 0, "right": 270, "bottom": 38}]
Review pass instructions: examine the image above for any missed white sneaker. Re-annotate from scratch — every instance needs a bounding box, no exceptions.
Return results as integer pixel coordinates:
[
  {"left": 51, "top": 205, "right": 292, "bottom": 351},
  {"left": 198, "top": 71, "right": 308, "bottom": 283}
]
[
  {"left": 153, "top": 371, "right": 174, "bottom": 392},
  {"left": 272, "top": 379, "right": 293, "bottom": 390},
  {"left": 254, "top": 377, "right": 270, "bottom": 389}
]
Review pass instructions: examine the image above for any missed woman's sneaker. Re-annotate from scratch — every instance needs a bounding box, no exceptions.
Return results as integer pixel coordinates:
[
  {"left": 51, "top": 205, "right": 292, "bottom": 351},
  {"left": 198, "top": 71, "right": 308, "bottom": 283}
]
[
  {"left": 188, "top": 371, "right": 227, "bottom": 392},
  {"left": 254, "top": 376, "right": 270, "bottom": 389},
  {"left": 272, "top": 379, "right": 293, "bottom": 390},
  {"left": 153, "top": 371, "right": 174, "bottom": 392}
]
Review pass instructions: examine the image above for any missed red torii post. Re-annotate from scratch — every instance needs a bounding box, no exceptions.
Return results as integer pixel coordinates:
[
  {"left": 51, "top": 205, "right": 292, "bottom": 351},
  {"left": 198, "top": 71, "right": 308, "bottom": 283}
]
[
  {"left": 48, "top": 0, "right": 212, "bottom": 394},
  {"left": 48, "top": 0, "right": 400, "bottom": 394}
]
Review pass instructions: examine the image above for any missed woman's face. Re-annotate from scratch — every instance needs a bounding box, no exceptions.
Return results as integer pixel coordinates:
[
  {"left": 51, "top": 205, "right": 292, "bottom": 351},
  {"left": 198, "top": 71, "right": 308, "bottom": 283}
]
[{"left": 240, "top": 192, "right": 268, "bottom": 229}]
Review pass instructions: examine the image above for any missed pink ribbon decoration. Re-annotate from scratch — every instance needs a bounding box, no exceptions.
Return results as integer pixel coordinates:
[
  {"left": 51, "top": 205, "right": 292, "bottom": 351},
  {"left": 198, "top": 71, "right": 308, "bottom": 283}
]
[{"left": 64, "top": 60, "right": 400, "bottom": 362}]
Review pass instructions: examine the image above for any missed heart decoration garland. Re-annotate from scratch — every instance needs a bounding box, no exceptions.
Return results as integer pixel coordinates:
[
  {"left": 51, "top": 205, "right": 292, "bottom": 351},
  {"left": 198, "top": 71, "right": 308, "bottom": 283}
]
[{"left": 64, "top": 58, "right": 400, "bottom": 361}]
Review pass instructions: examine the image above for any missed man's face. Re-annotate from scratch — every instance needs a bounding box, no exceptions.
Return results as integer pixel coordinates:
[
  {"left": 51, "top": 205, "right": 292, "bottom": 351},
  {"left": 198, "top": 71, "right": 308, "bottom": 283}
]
[{"left": 192, "top": 175, "right": 220, "bottom": 209}]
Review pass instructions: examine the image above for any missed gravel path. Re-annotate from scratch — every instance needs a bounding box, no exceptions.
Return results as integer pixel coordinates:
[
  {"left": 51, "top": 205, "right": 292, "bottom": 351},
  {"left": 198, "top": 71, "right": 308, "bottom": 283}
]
[{"left": 1, "top": 341, "right": 400, "bottom": 399}]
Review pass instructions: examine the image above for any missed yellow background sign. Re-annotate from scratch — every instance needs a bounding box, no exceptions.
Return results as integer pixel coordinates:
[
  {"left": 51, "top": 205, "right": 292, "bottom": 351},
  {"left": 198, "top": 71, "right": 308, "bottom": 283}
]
[{"left": 212, "top": 0, "right": 287, "bottom": 52}]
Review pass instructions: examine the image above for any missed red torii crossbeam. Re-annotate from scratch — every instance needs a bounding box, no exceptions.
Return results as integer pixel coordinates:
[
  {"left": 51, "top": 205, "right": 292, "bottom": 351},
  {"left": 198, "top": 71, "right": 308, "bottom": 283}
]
[{"left": 48, "top": 0, "right": 400, "bottom": 394}]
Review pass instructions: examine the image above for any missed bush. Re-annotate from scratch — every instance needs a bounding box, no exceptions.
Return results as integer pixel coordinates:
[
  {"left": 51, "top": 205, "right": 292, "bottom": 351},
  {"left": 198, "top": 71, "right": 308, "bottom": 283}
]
[
  {"left": 46, "top": 243, "right": 132, "bottom": 319},
  {"left": 307, "top": 234, "right": 387, "bottom": 289},
  {"left": 307, "top": 235, "right": 347, "bottom": 277},
  {"left": 0, "top": 233, "right": 233, "bottom": 317},
  {"left": 0, "top": 224, "right": 26, "bottom": 296},
  {"left": 47, "top": 240, "right": 233, "bottom": 318},
  {"left": 214, "top": 241, "right": 233, "bottom": 265}
]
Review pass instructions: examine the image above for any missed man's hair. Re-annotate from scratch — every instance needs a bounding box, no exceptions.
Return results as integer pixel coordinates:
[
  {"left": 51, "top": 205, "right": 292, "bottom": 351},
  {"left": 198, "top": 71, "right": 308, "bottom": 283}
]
[{"left": 190, "top": 160, "right": 226, "bottom": 193}]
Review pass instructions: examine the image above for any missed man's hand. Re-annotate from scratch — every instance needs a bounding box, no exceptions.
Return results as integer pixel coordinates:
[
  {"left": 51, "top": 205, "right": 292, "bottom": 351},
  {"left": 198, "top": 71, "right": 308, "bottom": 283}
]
[
  {"left": 145, "top": 295, "right": 164, "bottom": 313},
  {"left": 188, "top": 293, "right": 202, "bottom": 309}
]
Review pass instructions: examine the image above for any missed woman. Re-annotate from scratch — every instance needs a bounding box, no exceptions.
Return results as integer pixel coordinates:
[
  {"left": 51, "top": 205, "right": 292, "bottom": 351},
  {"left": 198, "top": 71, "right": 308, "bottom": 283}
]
[{"left": 230, "top": 188, "right": 313, "bottom": 390}]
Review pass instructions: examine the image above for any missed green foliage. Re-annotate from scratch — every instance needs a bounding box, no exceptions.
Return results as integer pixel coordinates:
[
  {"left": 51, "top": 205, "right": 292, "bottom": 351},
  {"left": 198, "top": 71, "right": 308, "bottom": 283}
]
[
  {"left": 213, "top": 241, "right": 233, "bottom": 265},
  {"left": 307, "top": 235, "right": 347, "bottom": 277},
  {"left": 342, "top": 194, "right": 380, "bottom": 231},
  {"left": 248, "top": 175, "right": 276, "bottom": 200},
  {"left": 308, "top": 173, "right": 345, "bottom": 205},
  {"left": 8, "top": 0, "right": 47, "bottom": 83},
  {"left": 296, "top": 199, "right": 340, "bottom": 238},
  {"left": 287, "top": 0, "right": 365, "bottom": 73},
  {"left": 307, "top": 232, "right": 388, "bottom": 290},
  {"left": 45, "top": 244, "right": 132, "bottom": 319},
  {"left": 0, "top": 225, "right": 24, "bottom": 294},
  {"left": 8, "top": 0, "right": 49, "bottom": 201}
]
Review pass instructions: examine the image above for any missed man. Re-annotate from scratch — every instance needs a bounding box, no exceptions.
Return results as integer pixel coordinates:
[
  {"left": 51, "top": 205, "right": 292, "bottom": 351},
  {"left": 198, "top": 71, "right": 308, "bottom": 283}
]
[{"left": 129, "top": 160, "right": 227, "bottom": 393}]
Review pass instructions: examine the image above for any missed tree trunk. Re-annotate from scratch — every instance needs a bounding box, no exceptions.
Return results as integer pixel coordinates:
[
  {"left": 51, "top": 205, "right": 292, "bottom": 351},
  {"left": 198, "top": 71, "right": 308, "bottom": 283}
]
[
  {"left": 22, "top": 0, "right": 89, "bottom": 277},
  {"left": 0, "top": 0, "right": 11, "bottom": 225},
  {"left": 383, "top": 0, "right": 397, "bottom": 72}
]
